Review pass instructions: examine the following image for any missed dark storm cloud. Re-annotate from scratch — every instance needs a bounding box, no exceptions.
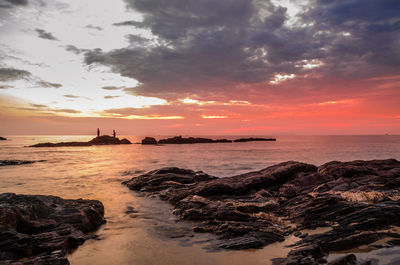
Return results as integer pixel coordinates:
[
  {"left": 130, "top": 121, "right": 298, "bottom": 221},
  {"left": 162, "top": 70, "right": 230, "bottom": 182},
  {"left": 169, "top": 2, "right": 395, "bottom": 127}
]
[
  {"left": 84, "top": 0, "right": 400, "bottom": 100},
  {"left": 5, "top": 0, "right": 27, "bottom": 5},
  {"left": 35, "top": 29, "right": 58, "bottom": 41},
  {"left": 301, "top": 0, "right": 400, "bottom": 78},
  {"left": 0, "top": 0, "right": 27, "bottom": 7},
  {"left": 0, "top": 67, "right": 30, "bottom": 81}
]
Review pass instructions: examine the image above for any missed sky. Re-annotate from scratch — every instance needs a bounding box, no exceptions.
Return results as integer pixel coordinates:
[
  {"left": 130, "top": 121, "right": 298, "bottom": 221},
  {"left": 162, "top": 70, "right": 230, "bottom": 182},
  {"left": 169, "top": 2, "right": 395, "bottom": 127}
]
[{"left": 0, "top": 0, "right": 399, "bottom": 135}]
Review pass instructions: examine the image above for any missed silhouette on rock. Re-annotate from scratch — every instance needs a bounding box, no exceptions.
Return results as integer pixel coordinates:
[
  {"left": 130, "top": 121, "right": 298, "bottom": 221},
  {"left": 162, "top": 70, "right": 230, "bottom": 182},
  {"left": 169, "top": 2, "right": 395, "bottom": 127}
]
[{"left": 0, "top": 137, "right": 6, "bottom": 140}]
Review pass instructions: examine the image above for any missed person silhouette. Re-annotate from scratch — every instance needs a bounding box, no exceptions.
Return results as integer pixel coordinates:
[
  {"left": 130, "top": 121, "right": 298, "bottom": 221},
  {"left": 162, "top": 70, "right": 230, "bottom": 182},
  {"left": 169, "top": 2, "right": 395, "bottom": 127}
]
[
  {"left": 113, "top": 130, "right": 116, "bottom": 138},
  {"left": 97, "top": 128, "right": 100, "bottom": 137}
]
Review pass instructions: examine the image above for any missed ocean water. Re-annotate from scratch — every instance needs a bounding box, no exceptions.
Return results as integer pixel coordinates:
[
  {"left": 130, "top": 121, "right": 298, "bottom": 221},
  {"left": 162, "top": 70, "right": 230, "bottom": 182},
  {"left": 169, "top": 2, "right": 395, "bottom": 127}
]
[{"left": 1, "top": 135, "right": 400, "bottom": 265}]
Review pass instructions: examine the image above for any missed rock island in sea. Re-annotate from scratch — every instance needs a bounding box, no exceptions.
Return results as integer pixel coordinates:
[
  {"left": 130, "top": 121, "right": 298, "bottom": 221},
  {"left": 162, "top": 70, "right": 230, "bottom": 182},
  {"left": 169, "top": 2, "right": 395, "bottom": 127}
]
[
  {"left": 141, "top": 135, "right": 276, "bottom": 144},
  {"left": 29, "top": 135, "right": 131, "bottom": 147},
  {"left": 123, "top": 159, "right": 400, "bottom": 265}
]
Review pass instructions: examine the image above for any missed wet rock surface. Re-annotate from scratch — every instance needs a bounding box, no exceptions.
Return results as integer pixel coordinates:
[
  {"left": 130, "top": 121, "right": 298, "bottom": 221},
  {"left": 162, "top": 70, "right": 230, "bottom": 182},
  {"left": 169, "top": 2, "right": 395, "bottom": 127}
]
[
  {"left": 29, "top": 135, "right": 131, "bottom": 147},
  {"left": 0, "top": 160, "right": 45, "bottom": 167},
  {"left": 0, "top": 193, "right": 105, "bottom": 264},
  {"left": 123, "top": 159, "right": 400, "bottom": 263}
]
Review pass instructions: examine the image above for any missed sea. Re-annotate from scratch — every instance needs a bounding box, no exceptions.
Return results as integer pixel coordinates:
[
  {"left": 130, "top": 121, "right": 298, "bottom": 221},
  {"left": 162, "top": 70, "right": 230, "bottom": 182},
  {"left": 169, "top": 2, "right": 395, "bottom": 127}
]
[{"left": 1, "top": 135, "right": 400, "bottom": 265}]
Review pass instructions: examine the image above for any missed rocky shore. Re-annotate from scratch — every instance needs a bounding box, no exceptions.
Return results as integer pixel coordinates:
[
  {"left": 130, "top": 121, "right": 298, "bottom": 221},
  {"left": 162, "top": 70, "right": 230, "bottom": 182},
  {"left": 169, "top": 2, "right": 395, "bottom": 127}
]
[
  {"left": 123, "top": 159, "right": 400, "bottom": 264},
  {"left": 29, "top": 135, "right": 131, "bottom": 147},
  {"left": 141, "top": 136, "right": 276, "bottom": 144},
  {"left": 0, "top": 193, "right": 105, "bottom": 265}
]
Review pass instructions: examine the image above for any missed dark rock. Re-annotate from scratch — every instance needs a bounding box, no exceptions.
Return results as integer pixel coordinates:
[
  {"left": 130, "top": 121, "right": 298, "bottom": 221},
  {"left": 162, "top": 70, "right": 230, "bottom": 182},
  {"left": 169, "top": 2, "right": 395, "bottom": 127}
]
[
  {"left": 0, "top": 160, "right": 45, "bottom": 167},
  {"left": 216, "top": 236, "right": 265, "bottom": 249},
  {"left": 157, "top": 136, "right": 232, "bottom": 144},
  {"left": 327, "top": 254, "right": 356, "bottom": 265},
  {"left": 0, "top": 137, "right": 6, "bottom": 140},
  {"left": 388, "top": 239, "right": 400, "bottom": 246},
  {"left": 141, "top": 137, "right": 157, "bottom": 145},
  {"left": 122, "top": 158, "right": 400, "bottom": 263},
  {"left": 123, "top": 167, "right": 217, "bottom": 192},
  {"left": 88, "top": 135, "right": 131, "bottom": 145},
  {"left": 29, "top": 135, "right": 131, "bottom": 147},
  {"left": 215, "top": 139, "right": 233, "bottom": 143},
  {"left": 0, "top": 193, "right": 105, "bottom": 264},
  {"left": 233, "top": 137, "right": 276, "bottom": 142}
]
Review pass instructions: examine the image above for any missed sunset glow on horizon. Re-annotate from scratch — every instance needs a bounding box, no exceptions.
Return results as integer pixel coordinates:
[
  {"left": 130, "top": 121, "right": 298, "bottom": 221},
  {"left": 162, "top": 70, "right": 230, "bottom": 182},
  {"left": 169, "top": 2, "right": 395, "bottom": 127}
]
[{"left": 0, "top": 0, "right": 399, "bottom": 135}]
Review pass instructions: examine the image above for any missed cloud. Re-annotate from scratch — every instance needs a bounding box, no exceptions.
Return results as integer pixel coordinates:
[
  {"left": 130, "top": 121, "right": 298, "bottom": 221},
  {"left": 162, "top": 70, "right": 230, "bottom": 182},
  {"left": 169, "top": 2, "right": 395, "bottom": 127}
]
[
  {"left": 65, "top": 45, "right": 82, "bottom": 54},
  {"left": 5, "top": 0, "right": 27, "bottom": 5},
  {"left": 51, "top": 108, "right": 81, "bottom": 114},
  {"left": 63, "top": 94, "right": 91, "bottom": 100},
  {"left": 113, "top": 20, "right": 143, "bottom": 27},
  {"left": 300, "top": 0, "right": 400, "bottom": 78},
  {"left": 0, "top": 67, "right": 30, "bottom": 81},
  {"left": 0, "top": 85, "right": 13, "bottom": 89},
  {"left": 102, "top": 86, "right": 122, "bottom": 90},
  {"left": 104, "top": 95, "right": 120, "bottom": 99},
  {"left": 0, "top": 0, "right": 27, "bottom": 7},
  {"left": 83, "top": 0, "right": 400, "bottom": 102},
  {"left": 63, "top": 94, "right": 79, "bottom": 98},
  {"left": 30, "top": 103, "right": 47, "bottom": 108},
  {"left": 37, "top": 81, "right": 62, "bottom": 88},
  {"left": 10, "top": 103, "right": 82, "bottom": 115},
  {"left": 85, "top": 24, "right": 103, "bottom": 31},
  {"left": 84, "top": 0, "right": 290, "bottom": 98},
  {"left": 35, "top": 29, "right": 58, "bottom": 41}
]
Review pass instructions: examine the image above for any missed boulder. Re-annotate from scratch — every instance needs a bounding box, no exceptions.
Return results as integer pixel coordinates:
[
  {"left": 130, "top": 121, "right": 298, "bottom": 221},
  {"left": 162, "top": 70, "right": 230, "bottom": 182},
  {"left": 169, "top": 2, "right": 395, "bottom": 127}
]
[
  {"left": 141, "top": 137, "right": 157, "bottom": 145},
  {"left": 0, "top": 193, "right": 105, "bottom": 264}
]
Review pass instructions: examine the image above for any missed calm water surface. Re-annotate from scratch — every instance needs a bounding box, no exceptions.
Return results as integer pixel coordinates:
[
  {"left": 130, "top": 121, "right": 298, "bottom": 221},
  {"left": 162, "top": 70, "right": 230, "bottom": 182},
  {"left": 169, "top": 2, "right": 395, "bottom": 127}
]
[{"left": 0, "top": 135, "right": 399, "bottom": 265}]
